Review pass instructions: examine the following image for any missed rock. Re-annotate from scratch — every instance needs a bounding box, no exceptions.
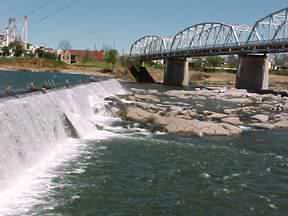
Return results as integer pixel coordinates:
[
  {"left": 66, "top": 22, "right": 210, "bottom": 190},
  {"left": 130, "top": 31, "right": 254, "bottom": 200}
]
[
  {"left": 222, "top": 98, "right": 253, "bottom": 104},
  {"left": 182, "top": 110, "right": 197, "bottom": 118},
  {"left": 249, "top": 123, "right": 275, "bottom": 130},
  {"left": 271, "top": 104, "right": 284, "bottom": 112},
  {"left": 203, "top": 111, "right": 214, "bottom": 115},
  {"left": 272, "top": 114, "right": 288, "bottom": 122},
  {"left": 252, "top": 114, "right": 269, "bottom": 123},
  {"left": 134, "top": 102, "right": 160, "bottom": 112},
  {"left": 134, "top": 94, "right": 160, "bottom": 103},
  {"left": 261, "top": 104, "right": 274, "bottom": 110},
  {"left": 125, "top": 106, "right": 154, "bottom": 123},
  {"left": 274, "top": 120, "right": 288, "bottom": 128},
  {"left": 125, "top": 106, "right": 242, "bottom": 137},
  {"left": 222, "top": 117, "right": 243, "bottom": 125},
  {"left": 208, "top": 112, "right": 228, "bottom": 119},
  {"left": 156, "top": 117, "right": 241, "bottom": 137}
]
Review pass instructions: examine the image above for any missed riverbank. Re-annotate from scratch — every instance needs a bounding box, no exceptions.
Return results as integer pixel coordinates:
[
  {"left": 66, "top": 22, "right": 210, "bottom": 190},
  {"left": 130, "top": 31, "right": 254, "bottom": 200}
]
[{"left": 0, "top": 58, "right": 128, "bottom": 78}]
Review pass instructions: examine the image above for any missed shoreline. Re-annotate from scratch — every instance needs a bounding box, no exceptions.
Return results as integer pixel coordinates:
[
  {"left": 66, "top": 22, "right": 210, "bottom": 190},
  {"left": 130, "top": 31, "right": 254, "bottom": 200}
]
[{"left": 0, "top": 65, "right": 115, "bottom": 77}]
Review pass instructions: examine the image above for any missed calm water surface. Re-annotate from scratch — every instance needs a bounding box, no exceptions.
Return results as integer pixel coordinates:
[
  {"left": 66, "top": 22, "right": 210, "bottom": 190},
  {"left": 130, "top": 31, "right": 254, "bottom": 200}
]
[{"left": 0, "top": 70, "right": 92, "bottom": 92}]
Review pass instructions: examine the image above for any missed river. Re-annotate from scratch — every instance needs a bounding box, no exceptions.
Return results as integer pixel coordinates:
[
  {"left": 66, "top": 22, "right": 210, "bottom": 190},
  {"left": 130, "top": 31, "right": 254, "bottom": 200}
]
[{"left": 0, "top": 71, "right": 287, "bottom": 216}]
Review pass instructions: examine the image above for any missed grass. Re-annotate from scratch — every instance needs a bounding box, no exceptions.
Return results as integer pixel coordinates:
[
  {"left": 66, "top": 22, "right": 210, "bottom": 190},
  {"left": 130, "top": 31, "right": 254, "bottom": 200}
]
[
  {"left": 74, "top": 60, "right": 112, "bottom": 69},
  {"left": 0, "top": 57, "right": 67, "bottom": 71}
]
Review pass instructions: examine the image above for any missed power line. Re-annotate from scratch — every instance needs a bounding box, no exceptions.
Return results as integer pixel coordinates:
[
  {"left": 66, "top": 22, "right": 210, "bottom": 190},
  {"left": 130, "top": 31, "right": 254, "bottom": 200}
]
[
  {"left": 27, "top": 0, "right": 52, "bottom": 17},
  {"left": 37, "top": 0, "right": 81, "bottom": 24}
]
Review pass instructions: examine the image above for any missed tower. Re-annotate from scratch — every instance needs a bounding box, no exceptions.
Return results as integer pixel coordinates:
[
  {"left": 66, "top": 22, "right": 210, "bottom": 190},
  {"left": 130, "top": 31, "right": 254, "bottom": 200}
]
[
  {"left": 22, "top": 16, "right": 28, "bottom": 49},
  {"left": 8, "top": 18, "right": 17, "bottom": 43}
]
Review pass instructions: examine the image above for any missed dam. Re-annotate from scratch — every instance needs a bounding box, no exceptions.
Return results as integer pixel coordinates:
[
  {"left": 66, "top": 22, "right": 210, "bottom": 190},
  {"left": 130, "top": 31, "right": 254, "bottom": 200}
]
[{"left": 0, "top": 76, "right": 127, "bottom": 215}]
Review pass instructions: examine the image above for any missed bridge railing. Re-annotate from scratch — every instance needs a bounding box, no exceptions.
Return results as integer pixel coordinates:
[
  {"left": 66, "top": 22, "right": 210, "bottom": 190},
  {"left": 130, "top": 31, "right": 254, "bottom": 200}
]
[
  {"left": 130, "top": 38, "right": 288, "bottom": 58},
  {"left": 129, "top": 7, "right": 288, "bottom": 58}
]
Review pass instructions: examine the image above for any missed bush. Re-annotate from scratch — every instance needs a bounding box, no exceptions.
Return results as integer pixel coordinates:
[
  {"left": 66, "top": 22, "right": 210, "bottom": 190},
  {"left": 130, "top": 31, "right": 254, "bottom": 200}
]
[
  {"left": 206, "top": 56, "right": 224, "bottom": 67},
  {"left": 104, "top": 49, "right": 119, "bottom": 70}
]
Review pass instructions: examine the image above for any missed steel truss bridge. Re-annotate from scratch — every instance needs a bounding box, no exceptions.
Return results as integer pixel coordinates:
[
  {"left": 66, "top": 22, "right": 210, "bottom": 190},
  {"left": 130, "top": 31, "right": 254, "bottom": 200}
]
[{"left": 130, "top": 7, "right": 288, "bottom": 60}]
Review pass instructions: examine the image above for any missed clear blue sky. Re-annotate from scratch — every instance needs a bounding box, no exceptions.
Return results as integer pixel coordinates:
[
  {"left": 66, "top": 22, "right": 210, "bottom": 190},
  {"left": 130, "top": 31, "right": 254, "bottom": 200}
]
[{"left": 0, "top": 0, "right": 287, "bottom": 53}]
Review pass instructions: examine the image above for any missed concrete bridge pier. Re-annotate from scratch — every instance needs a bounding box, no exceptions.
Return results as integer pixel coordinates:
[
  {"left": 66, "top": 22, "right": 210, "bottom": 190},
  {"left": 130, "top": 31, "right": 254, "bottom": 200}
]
[
  {"left": 236, "top": 54, "right": 270, "bottom": 91},
  {"left": 164, "top": 58, "right": 190, "bottom": 86}
]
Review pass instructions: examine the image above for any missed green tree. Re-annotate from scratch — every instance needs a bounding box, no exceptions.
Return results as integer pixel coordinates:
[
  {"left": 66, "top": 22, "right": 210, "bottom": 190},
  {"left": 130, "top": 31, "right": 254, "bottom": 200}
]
[
  {"left": 104, "top": 49, "right": 118, "bottom": 71},
  {"left": 191, "top": 59, "right": 205, "bottom": 71},
  {"left": 206, "top": 56, "right": 224, "bottom": 67},
  {"left": 9, "top": 41, "right": 24, "bottom": 57},
  {"left": 1, "top": 46, "right": 9, "bottom": 56},
  {"left": 35, "top": 48, "right": 44, "bottom": 58}
]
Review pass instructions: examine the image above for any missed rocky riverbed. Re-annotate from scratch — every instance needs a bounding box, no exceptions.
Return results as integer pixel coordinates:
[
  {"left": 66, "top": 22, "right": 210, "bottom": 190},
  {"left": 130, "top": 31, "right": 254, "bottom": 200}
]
[{"left": 105, "top": 85, "right": 288, "bottom": 137}]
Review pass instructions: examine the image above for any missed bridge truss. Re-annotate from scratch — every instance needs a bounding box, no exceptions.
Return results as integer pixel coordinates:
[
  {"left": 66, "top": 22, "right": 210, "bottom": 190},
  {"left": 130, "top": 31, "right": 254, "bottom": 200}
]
[{"left": 130, "top": 7, "right": 288, "bottom": 58}]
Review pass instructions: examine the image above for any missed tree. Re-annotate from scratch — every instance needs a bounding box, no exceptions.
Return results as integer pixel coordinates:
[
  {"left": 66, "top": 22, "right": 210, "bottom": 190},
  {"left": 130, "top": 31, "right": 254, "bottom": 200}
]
[
  {"left": 206, "top": 56, "right": 224, "bottom": 67},
  {"left": 274, "top": 54, "right": 288, "bottom": 66},
  {"left": 1, "top": 46, "right": 9, "bottom": 56},
  {"left": 35, "top": 48, "right": 44, "bottom": 58},
  {"left": 104, "top": 49, "right": 118, "bottom": 71},
  {"left": 58, "top": 40, "right": 72, "bottom": 51},
  {"left": 9, "top": 41, "right": 24, "bottom": 57}
]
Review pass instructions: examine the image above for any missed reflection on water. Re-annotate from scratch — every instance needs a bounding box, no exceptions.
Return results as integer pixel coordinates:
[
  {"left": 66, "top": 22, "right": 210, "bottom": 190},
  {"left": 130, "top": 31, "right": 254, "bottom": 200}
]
[{"left": 0, "top": 70, "right": 92, "bottom": 94}]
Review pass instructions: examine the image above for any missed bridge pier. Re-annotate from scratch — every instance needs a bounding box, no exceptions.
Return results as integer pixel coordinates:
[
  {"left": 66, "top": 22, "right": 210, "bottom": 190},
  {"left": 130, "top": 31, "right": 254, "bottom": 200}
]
[
  {"left": 164, "top": 58, "right": 190, "bottom": 86},
  {"left": 236, "top": 54, "right": 270, "bottom": 91}
]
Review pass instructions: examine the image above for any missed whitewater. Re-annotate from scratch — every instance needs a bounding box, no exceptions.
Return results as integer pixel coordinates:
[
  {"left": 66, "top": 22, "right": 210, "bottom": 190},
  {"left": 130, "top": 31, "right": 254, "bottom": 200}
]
[{"left": 0, "top": 79, "right": 127, "bottom": 215}]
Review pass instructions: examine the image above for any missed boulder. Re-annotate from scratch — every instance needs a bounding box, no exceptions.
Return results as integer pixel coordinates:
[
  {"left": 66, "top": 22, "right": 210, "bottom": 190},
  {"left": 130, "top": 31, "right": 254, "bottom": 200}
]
[
  {"left": 222, "top": 117, "right": 243, "bottom": 125},
  {"left": 125, "top": 106, "right": 154, "bottom": 123},
  {"left": 274, "top": 120, "right": 288, "bottom": 128},
  {"left": 125, "top": 106, "right": 242, "bottom": 137},
  {"left": 222, "top": 98, "right": 253, "bottom": 104},
  {"left": 249, "top": 123, "right": 275, "bottom": 130},
  {"left": 208, "top": 112, "right": 228, "bottom": 119},
  {"left": 154, "top": 116, "right": 241, "bottom": 137},
  {"left": 252, "top": 114, "right": 269, "bottom": 123},
  {"left": 134, "top": 94, "right": 161, "bottom": 103}
]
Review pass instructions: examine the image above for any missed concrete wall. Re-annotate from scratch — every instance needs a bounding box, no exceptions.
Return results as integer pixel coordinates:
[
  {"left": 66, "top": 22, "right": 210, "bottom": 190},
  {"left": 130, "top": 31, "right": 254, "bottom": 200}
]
[
  {"left": 164, "top": 58, "right": 190, "bottom": 86},
  {"left": 236, "top": 55, "right": 270, "bottom": 91}
]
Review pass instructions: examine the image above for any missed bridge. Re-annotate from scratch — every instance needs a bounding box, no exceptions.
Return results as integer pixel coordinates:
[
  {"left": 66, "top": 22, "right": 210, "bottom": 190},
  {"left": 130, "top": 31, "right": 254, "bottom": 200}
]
[{"left": 129, "top": 7, "right": 288, "bottom": 90}]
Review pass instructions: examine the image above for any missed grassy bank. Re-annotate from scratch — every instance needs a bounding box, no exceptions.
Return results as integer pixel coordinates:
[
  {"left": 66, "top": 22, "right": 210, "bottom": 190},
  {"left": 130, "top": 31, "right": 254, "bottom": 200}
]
[
  {"left": 0, "top": 57, "right": 68, "bottom": 72},
  {"left": 0, "top": 57, "right": 130, "bottom": 78}
]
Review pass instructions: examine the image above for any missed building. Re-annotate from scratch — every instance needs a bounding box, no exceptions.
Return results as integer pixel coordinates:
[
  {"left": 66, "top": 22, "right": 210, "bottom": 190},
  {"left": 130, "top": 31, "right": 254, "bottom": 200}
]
[{"left": 60, "top": 50, "right": 105, "bottom": 64}]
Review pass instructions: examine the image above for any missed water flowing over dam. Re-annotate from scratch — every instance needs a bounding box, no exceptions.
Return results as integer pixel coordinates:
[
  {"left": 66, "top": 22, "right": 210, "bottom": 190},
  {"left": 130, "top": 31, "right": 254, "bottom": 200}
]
[{"left": 0, "top": 79, "right": 126, "bottom": 202}]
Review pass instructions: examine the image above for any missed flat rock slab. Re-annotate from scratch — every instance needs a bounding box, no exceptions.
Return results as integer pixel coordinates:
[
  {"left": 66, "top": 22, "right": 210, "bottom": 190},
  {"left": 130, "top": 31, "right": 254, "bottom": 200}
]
[
  {"left": 252, "top": 114, "right": 270, "bottom": 123},
  {"left": 222, "top": 117, "right": 243, "bottom": 125},
  {"left": 125, "top": 106, "right": 242, "bottom": 137}
]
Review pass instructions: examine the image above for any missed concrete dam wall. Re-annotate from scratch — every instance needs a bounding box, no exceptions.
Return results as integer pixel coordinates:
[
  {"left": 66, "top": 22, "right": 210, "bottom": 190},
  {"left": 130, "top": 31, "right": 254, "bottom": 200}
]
[{"left": 0, "top": 79, "right": 127, "bottom": 190}]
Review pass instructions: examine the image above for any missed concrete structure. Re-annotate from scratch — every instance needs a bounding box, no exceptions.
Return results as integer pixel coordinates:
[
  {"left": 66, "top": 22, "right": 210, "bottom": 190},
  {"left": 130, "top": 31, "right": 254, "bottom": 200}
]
[
  {"left": 236, "top": 55, "right": 270, "bottom": 91},
  {"left": 164, "top": 58, "right": 190, "bottom": 86},
  {"left": 0, "top": 17, "right": 28, "bottom": 48},
  {"left": 128, "top": 7, "right": 288, "bottom": 88}
]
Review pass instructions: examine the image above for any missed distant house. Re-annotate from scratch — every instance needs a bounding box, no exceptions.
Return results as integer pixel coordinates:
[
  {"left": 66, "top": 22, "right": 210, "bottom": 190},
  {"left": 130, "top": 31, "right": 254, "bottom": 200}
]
[{"left": 60, "top": 50, "right": 105, "bottom": 64}]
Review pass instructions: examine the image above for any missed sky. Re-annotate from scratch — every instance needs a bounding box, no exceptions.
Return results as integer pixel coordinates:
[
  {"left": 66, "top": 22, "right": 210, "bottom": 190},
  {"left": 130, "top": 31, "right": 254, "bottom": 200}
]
[{"left": 0, "top": 0, "right": 287, "bottom": 53}]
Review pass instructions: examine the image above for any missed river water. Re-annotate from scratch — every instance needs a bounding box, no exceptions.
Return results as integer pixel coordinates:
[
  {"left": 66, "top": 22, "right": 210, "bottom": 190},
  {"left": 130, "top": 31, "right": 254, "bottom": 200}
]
[
  {"left": 0, "top": 71, "right": 287, "bottom": 216},
  {"left": 6, "top": 129, "right": 288, "bottom": 216}
]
